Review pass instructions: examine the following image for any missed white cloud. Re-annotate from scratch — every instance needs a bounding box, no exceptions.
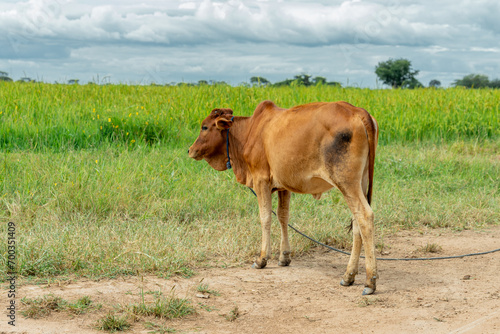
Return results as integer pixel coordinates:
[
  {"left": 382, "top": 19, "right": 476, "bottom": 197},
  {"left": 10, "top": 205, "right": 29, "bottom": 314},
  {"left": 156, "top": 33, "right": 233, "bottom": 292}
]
[
  {"left": 422, "top": 46, "right": 449, "bottom": 54},
  {"left": 0, "top": 0, "right": 499, "bottom": 87},
  {"left": 1, "top": 0, "right": 470, "bottom": 47},
  {"left": 470, "top": 47, "right": 500, "bottom": 53}
]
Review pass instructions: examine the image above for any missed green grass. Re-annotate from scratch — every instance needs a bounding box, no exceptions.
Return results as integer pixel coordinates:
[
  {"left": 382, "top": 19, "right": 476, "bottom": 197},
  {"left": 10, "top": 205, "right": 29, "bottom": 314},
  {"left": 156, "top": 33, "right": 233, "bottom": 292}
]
[
  {"left": 68, "top": 296, "right": 101, "bottom": 315},
  {"left": 131, "top": 292, "right": 195, "bottom": 320},
  {"left": 0, "top": 83, "right": 499, "bottom": 281},
  {"left": 197, "top": 282, "right": 221, "bottom": 296},
  {"left": 1, "top": 142, "right": 497, "bottom": 279},
  {"left": 0, "top": 83, "right": 498, "bottom": 151},
  {"left": 96, "top": 313, "right": 131, "bottom": 333}
]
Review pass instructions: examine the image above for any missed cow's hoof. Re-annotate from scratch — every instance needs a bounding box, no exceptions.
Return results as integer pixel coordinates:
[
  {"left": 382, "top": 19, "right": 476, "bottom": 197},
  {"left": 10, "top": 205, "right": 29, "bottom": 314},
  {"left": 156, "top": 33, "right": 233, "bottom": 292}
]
[
  {"left": 278, "top": 251, "right": 291, "bottom": 266},
  {"left": 340, "top": 279, "right": 354, "bottom": 287},
  {"left": 252, "top": 258, "right": 267, "bottom": 269},
  {"left": 362, "top": 287, "right": 375, "bottom": 295},
  {"left": 278, "top": 259, "right": 291, "bottom": 266}
]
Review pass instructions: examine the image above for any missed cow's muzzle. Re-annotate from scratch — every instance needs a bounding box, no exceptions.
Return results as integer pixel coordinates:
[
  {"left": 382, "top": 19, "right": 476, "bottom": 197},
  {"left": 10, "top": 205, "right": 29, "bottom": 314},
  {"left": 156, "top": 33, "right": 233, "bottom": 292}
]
[{"left": 188, "top": 147, "right": 202, "bottom": 160}]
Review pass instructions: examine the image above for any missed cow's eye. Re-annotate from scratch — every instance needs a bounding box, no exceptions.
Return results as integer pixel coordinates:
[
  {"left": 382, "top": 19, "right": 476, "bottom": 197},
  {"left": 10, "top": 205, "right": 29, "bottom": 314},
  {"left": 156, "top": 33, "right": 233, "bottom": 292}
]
[{"left": 202, "top": 125, "right": 208, "bottom": 131}]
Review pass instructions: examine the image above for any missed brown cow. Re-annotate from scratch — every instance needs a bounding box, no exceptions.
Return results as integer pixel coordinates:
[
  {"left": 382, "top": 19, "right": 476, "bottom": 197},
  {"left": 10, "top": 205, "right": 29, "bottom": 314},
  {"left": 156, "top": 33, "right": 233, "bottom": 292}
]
[{"left": 188, "top": 100, "right": 379, "bottom": 295}]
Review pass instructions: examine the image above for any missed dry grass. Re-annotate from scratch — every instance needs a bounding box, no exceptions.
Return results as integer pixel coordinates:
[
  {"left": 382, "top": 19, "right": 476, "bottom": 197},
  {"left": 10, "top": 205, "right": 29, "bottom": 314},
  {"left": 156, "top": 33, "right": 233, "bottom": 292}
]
[
  {"left": 21, "top": 295, "right": 100, "bottom": 319},
  {"left": 420, "top": 243, "right": 443, "bottom": 254}
]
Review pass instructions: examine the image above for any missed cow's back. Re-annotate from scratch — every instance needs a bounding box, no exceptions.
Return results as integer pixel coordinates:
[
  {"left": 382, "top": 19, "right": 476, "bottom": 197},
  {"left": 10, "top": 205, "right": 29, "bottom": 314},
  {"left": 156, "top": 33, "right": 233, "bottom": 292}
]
[{"left": 249, "top": 101, "right": 371, "bottom": 195}]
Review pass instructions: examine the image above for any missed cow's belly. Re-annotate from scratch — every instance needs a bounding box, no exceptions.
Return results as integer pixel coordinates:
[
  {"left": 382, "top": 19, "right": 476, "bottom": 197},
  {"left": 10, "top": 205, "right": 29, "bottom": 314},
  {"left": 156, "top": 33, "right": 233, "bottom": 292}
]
[
  {"left": 266, "top": 129, "right": 337, "bottom": 197},
  {"left": 272, "top": 172, "right": 334, "bottom": 197}
]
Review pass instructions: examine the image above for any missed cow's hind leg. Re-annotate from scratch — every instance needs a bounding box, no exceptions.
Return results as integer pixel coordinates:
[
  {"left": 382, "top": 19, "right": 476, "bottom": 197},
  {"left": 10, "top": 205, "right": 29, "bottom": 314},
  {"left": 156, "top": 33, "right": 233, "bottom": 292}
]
[
  {"left": 341, "top": 186, "right": 377, "bottom": 295},
  {"left": 340, "top": 219, "right": 362, "bottom": 286},
  {"left": 277, "top": 190, "right": 292, "bottom": 266}
]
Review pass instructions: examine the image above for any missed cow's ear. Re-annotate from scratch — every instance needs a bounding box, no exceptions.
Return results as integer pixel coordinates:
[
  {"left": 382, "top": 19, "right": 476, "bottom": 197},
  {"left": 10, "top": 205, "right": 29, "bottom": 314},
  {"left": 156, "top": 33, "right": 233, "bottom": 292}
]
[{"left": 215, "top": 117, "right": 233, "bottom": 130}]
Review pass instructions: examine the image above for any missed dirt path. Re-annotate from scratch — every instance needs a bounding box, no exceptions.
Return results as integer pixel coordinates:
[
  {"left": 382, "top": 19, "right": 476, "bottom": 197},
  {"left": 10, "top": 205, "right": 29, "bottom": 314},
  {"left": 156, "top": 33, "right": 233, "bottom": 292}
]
[{"left": 2, "top": 226, "right": 500, "bottom": 334}]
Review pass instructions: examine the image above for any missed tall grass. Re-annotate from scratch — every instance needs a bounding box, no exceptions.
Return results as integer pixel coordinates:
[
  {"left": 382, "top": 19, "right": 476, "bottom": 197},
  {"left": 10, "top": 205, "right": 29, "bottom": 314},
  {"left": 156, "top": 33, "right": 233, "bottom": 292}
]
[
  {"left": 0, "top": 82, "right": 498, "bottom": 280},
  {"left": 0, "top": 83, "right": 498, "bottom": 151}
]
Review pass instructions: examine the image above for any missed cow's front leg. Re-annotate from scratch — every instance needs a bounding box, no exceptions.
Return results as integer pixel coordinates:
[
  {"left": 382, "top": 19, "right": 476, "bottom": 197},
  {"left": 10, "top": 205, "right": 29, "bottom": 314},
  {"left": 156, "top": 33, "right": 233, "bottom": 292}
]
[
  {"left": 277, "top": 190, "right": 291, "bottom": 266},
  {"left": 252, "top": 181, "right": 272, "bottom": 269}
]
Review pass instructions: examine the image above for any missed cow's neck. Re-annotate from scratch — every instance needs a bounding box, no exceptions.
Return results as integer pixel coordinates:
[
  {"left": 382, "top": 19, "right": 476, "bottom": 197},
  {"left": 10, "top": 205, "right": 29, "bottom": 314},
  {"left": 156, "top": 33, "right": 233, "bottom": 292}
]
[{"left": 227, "top": 116, "right": 251, "bottom": 187}]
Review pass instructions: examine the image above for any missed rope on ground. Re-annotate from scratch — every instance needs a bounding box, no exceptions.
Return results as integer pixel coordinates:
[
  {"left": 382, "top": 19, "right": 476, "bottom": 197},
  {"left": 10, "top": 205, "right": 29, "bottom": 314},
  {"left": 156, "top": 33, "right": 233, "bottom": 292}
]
[
  {"left": 246, "top": 187, "right": 500, "bottom": 261},
  {"left": 287, "top": 222, "right": 500, "bottom": 261}
]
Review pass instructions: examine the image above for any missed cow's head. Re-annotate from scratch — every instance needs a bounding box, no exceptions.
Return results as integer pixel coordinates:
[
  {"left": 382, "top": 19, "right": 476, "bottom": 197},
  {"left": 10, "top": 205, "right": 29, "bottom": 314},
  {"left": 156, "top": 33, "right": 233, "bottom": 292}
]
[{"left": 188, "top": 108, "right": 234, "bottom": 171}]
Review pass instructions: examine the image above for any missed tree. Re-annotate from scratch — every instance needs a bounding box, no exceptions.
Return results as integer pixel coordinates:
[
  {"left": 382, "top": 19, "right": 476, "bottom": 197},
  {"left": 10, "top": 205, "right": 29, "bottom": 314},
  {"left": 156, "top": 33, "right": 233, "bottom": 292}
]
[
  {"left": 313, "top": 76, "right": 327, "bottom": 85},
  {"left": 488, "top": 78, "right": 500, "bottom": 88},
  {"left": 273, "top": 78, "right": 294, "bottom": 87},
  {"left": 327, "top": 81, "right": 342, "bottom": 87},
  {"left": 207, "top": 80, "right": 227, "bottom": 86},
  {"left": 17, "top": 77, "right": 35, "bottom": 83},
  {"left": 272, "top": 74, "right": 341, "bottom": 87},
  {"left": 250, "top": 76, "right": 270, "bottom": 86},
  {"left": 453, "top": 74, "right": 489, "bottom": 88},
  {"left": 293, "top": 74, "right": 312, "bottom": 86},
  {"left": 0, "top": 71, "right": 13, "bottom": 82},
  {"left": 429, "top": 79, "right": 441, "bottom": 88},
  {"left": 313, "top": 76, "right": 341, "bottom": 86},
  {"left": 403, "top": 77, "right": 424, "bottom": 89},
  {"left": 68, "top": 79, "right": 79, "bottom": 84},
  {"left": 375, "top": 58, "right": 420, "bottom": 88}
]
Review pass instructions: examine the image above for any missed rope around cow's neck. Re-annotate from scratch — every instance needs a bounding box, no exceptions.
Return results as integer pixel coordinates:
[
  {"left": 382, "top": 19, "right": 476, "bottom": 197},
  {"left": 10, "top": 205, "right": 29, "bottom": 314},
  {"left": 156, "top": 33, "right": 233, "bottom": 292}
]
[{"left": 226, "top": 116, "right": 234, "bottom": 169}]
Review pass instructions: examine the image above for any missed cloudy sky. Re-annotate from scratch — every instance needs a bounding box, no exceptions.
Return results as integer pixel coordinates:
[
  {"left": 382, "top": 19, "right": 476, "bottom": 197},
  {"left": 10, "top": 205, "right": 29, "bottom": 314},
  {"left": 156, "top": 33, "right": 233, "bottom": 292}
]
[{"left": 0, "top": 0, "right": 499, "bottom": 87}]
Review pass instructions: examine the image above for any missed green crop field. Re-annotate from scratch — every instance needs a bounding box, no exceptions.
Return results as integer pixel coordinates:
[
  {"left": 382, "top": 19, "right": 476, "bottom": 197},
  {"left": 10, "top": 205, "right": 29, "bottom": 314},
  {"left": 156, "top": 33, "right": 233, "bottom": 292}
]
[
  {"left": 0, "top": 82, "right": 499, "bottom": 280},
  {"left": 0, "top": 83, "right": 498, "bottom": 151}
]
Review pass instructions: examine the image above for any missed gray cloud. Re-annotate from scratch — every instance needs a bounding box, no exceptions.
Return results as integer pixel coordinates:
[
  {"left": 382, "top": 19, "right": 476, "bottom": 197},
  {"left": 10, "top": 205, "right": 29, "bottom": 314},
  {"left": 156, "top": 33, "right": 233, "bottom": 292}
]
[
  {"left": 1, "top": 0, "right": 499, "bottom": 87},
  {"left": 0, "top": 0, "right": 469, "bottom": 48}
]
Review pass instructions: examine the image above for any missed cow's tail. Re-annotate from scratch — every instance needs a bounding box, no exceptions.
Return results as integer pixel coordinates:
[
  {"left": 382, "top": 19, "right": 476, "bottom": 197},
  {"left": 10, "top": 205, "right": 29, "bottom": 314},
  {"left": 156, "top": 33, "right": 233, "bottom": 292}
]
[
  {"left": 347, "top": 108, "right": 378, "bottom": 232},
  {"left": 357, "top": 110, "right": 378, "bottom": 206}
]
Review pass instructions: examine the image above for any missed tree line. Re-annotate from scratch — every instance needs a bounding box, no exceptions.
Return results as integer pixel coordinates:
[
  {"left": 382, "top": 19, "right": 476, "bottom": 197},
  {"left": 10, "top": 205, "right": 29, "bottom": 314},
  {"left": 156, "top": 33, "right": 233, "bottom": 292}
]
[
  {"left": 374, "top": 58, "right": 500, "bottom": 89},
  {"left": 249, "top": 74, "right": 341, "bottom": 87},
  {"left": 0, "top": 71, "right": 36, "bottom": 83},
  {"left": 1, "top": 62, "right": 499, "bottom": 88}
]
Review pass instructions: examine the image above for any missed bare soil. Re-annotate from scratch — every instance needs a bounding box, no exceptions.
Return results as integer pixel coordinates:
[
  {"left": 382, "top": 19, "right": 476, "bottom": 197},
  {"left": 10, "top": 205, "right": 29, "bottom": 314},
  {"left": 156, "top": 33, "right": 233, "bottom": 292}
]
[{"left": 2, "top": 226, "right": 500, "bottom": 334}]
